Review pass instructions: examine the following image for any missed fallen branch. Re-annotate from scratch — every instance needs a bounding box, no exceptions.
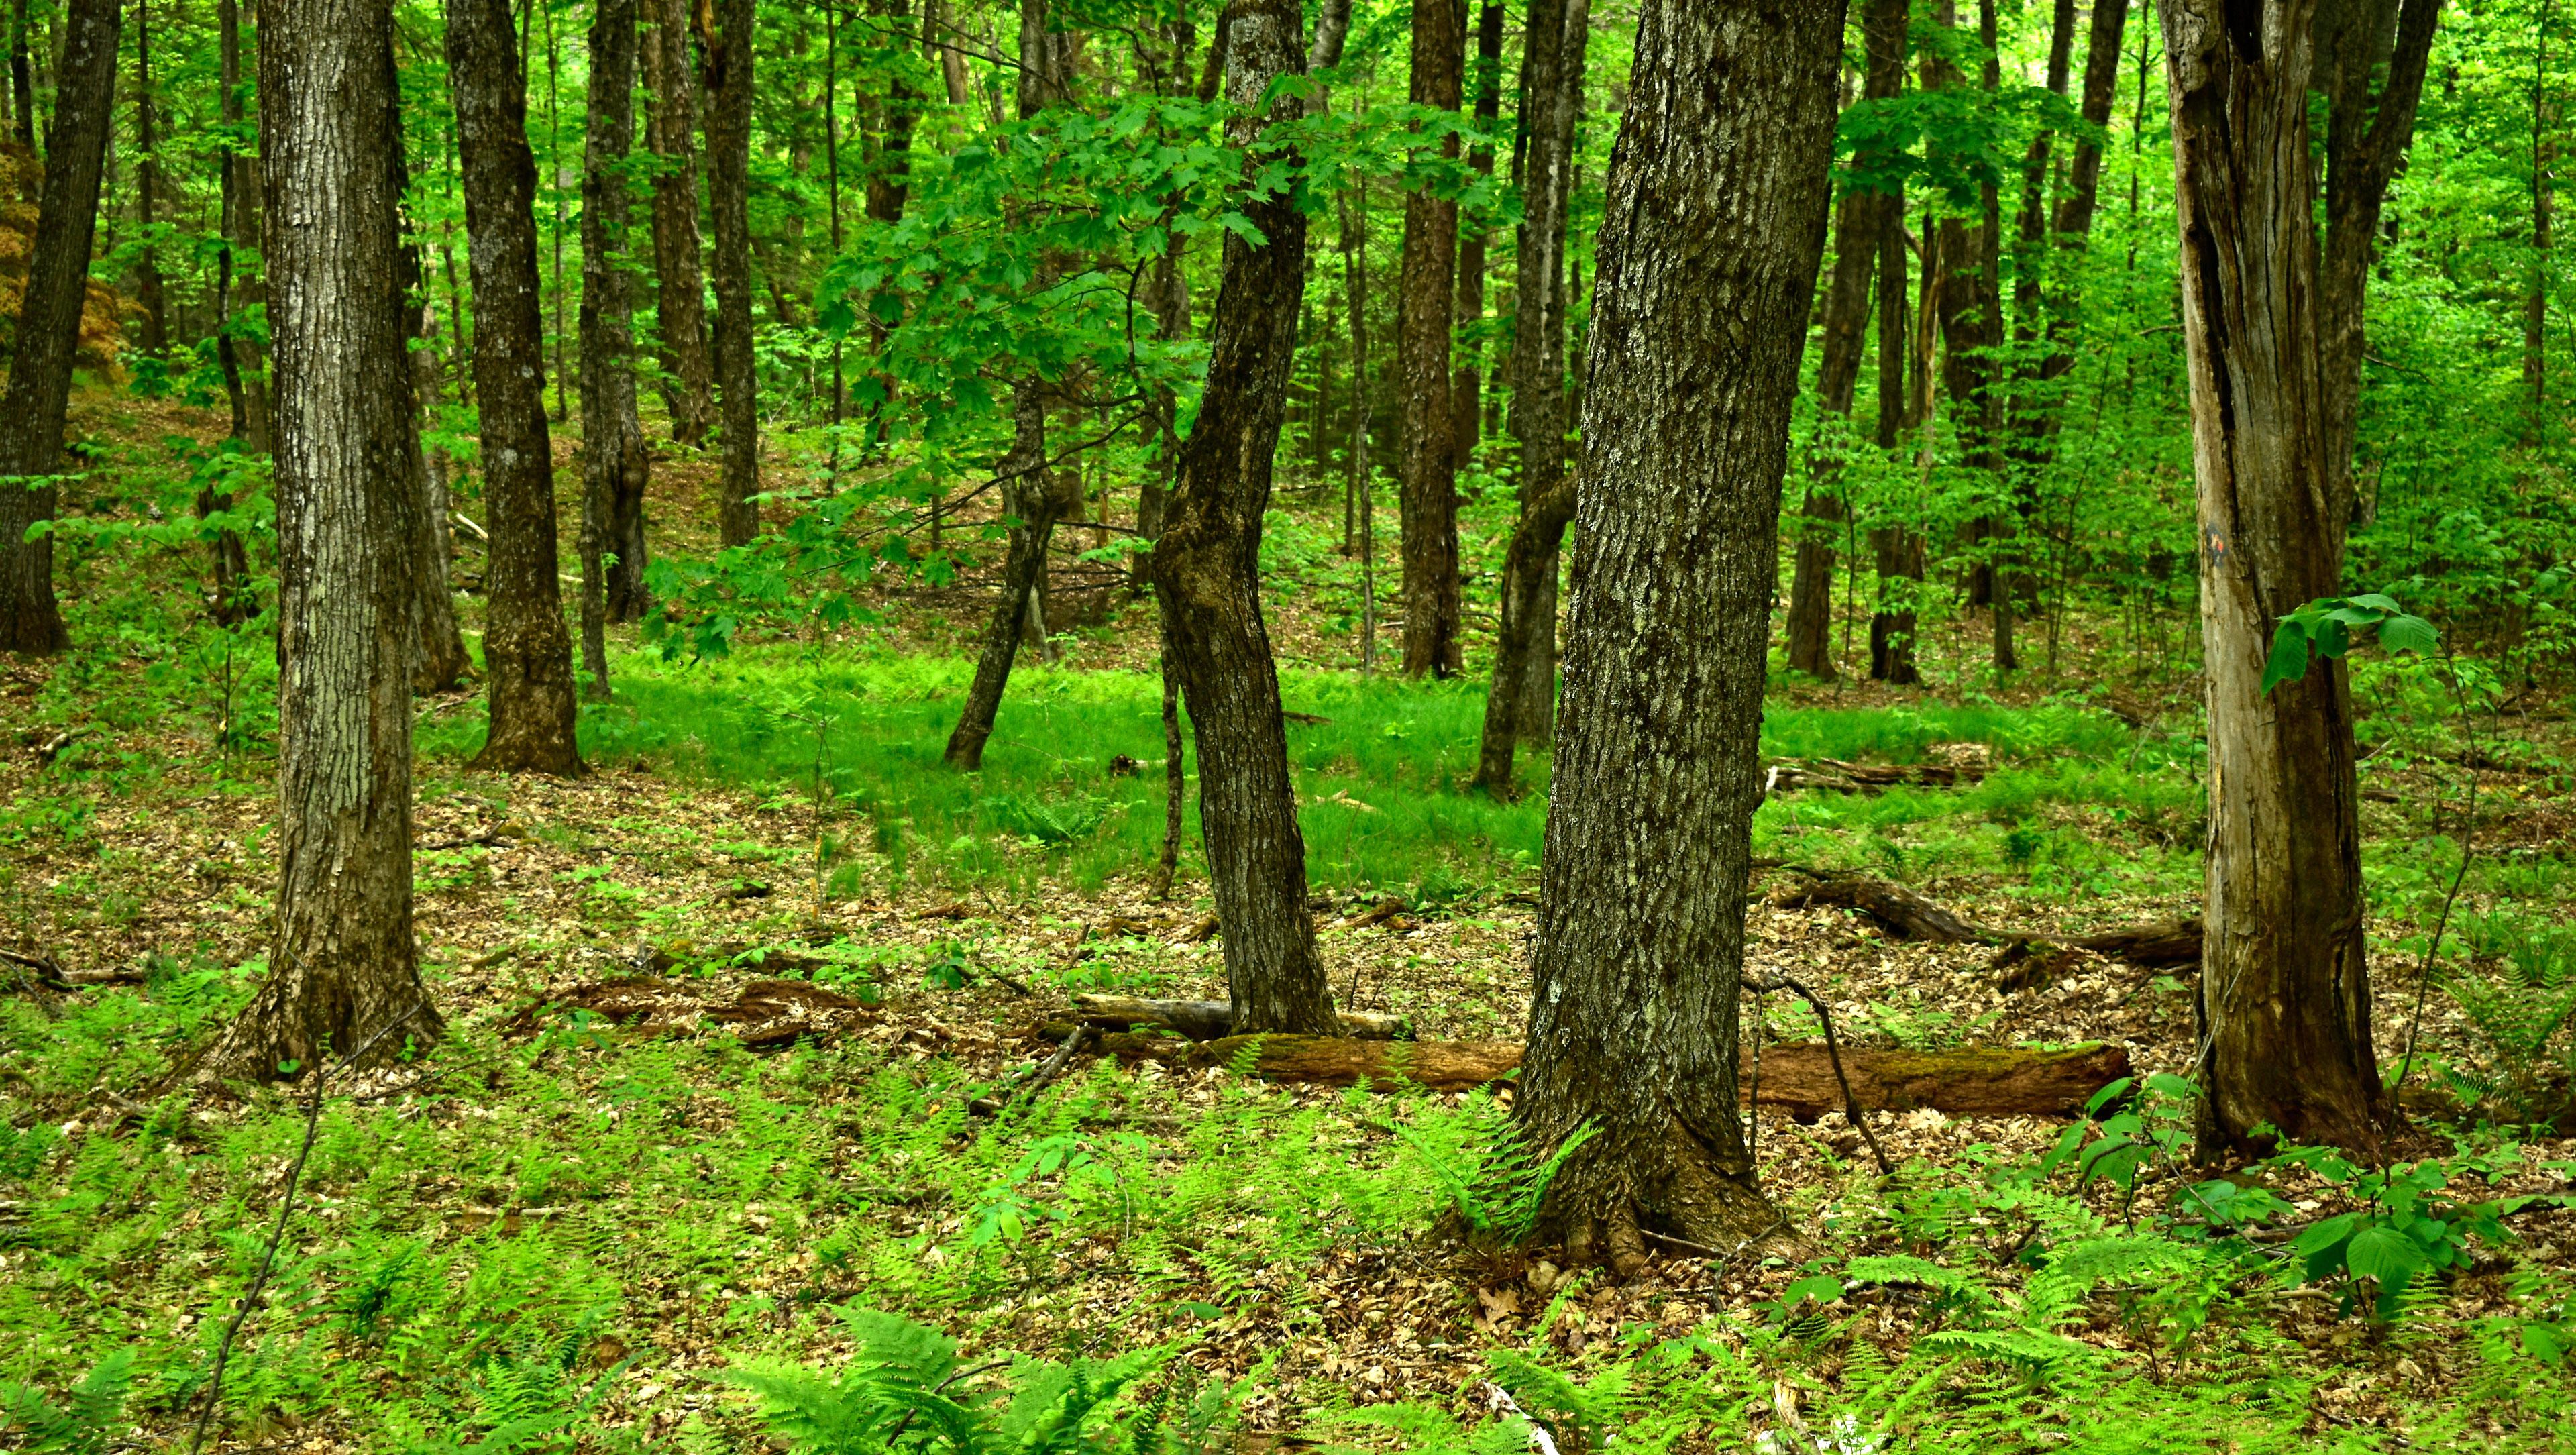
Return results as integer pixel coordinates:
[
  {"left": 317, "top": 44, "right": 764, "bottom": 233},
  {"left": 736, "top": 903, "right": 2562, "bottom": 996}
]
[
  {"left": 1069, "top": 993, "right": 1407, "bottom": 1041},
  {"left": 971, "top": 1024, "right": 1095, "bottom": 1117},
  {"left": 1075, "top": 1032, "right": 2129, "bottom": 1116},
  {"left": 1764, "top": 757, "right": 1986, "bottom": 794},
  {"left": 1768, "top": 865, "right": 2202, "bottom": 971},
  {"left": 1745, "top": 973, "right": 1890, "bottom": 1173}
]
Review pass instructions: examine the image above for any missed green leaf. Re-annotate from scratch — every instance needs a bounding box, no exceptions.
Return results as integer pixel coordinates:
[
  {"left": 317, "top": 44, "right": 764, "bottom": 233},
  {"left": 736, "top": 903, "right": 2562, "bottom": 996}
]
[
  {"left": 2262, "top": 621, "right": 2314, "bottom": 693},
  {"left": 2378, "top": 613, "right": 2440, "bottom": 655},
  {"left": 2345, "top": 1224, "right": 2430, "bottom": 1283}
]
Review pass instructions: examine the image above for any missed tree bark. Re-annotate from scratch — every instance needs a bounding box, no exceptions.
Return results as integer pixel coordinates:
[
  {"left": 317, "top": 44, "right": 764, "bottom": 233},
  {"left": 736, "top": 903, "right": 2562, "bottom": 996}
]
[
  {"left": 7, "top": 0, "right": 30, "bottom": 147},
  {"left": 207, "top": 0, "right": 441, "bottom": 1080},
  {"left": 0, "top": 0, "right": 116, "bottom": 656},
  {"left": 2032, "top": 0, "right": 2129, "bottom": 400},
  {"left": 1785, "top": 168, "right": 1878, "bottom": 681},
  {"left": 450, "top": 0, "right": 583, "bottom": 774},
  {"left": 213, "top": 0, "right": 271, "bottom": 456},
  {"left": 390, "top": 54, "right": 475, "bottom": 696},
  {"left": 1448, "top": 1, "right": 1503, "bottom": 470},
  {"left": 942, "top": 388, "right": 1077, "bottom": 769},
  {"left": 580, "top": 0, "right": 648, "bottom": 703},
  {"left": 131, "top": 0, "right": 166, "bottom": 355},
  {"left": 2315, "top": 0, "right": 2440, "bottom": 482},
  {"left": 2163, "top": 0, "right": 2381, "bottom": 1158},
  {"left": 641, "top": 0, "right": 714, "bottom": 445},
  {"left": 1517, "top": 0, "right": 1844, "bottom": 1269},
  {"left": 702, "top": 0, "right": 759, "bottom": 545},
  {"left": 1468, "top": 0, "right": 1585, "bottom": 794},
  {"left": 1396, "top": 0, "right": 1464, "bottom": 678},
  {"left": 865, "top": 0, "right": 921, "bottom": 223},
  {"left": 1144, "top": 0, "right": 1338, "bottom": 1037}
]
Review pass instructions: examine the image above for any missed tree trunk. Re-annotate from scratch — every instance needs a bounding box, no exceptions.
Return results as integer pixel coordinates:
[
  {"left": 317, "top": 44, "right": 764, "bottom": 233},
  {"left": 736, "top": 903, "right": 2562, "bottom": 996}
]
[
  {"left": 1144, "top": 0, "right": 1338, "bottom": 1037},
  {"left": 131, "top": 0, "right": 166, "bottom": 356},
  {"left": 1517, "top": 0, "right": 1843, "bottom": 1270},
  {"left": 642, "top": 0, "right": 714, "bottom": 445},
  {"left": 1396, "top": 0, "right": 1464, "bottom": 678},
  {"left": 1448, "top": 1, "right": 1503, "bottom": 470},
  {"left": 2163, "top": 0, "right": 2381, "bottom": 1158},
  {"left": 2317, "top": 0, "right": 2440, "bottom": 475},
  {"left": 2035, "top": 0, "right": 2129, "bottom": 396},
  {"left": 702, "top": 0, "right": 759, "bottom": 545},
  {"left": 8, "top": 0, "right": 30, "bottom": 147},
  {"left": 450, "top": 0, "right": 584, "bottom": 775},
  {"left": 866, "top": 0, "right": 920, "bottom": 223},
  {"left": 0, "top": 0, "right": 115, "bottom": 656},
  {"left": 924, "top": 0, "right": 970, "bottom": 105},
  {"left": 580, "top": 0, "right": 647, "bottom": 701},
  {"left": 1870, "top": 0, "right": 1909, "bottom": 456},
  {"left": 213, "top": 0, "right": 271, "bottom": 456},
  {"left": 1786, "top": 176, "right": 1876, "bottom": 680},
  {"left": 942, "top": 389, "right": 1077, "bottom": 769},
  {"left": 207, "top": 0, "right": 442, "bottom": 1080},
  {"left": 390, "top": 71, "right": 475, "bottom": 697},
  {"left": 1468, "top": 0, "right": 1585, "bottom": 794}
]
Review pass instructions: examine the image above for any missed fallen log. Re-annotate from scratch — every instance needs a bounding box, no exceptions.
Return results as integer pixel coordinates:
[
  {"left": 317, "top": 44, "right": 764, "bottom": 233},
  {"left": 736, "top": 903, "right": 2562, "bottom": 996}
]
[
  {"left": 1768, "top": 866, "right": 2204, "bottom": 971},
  {"left": 1079, "top": 1032, "right": 2130, "bottom": 1117},
  {"left": 1069, "top": 993, "right": 1407, "bottom": 1041},
  {"left": 1764, "top": 757, "right": 1985, "bottom": 793}
]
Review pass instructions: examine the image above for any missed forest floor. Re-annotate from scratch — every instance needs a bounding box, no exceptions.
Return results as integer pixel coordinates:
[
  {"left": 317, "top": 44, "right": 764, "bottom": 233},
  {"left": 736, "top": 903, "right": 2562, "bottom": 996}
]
[{"left": 5, "top": 400, "right": 2576, "bottom": 1451}]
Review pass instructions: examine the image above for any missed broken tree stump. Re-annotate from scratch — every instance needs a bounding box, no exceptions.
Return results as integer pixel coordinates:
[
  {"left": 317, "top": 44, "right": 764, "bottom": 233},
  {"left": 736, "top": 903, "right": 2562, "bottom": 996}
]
[{"left": 1077, "top": 1032, "right": 2131, "bottom": 1117}]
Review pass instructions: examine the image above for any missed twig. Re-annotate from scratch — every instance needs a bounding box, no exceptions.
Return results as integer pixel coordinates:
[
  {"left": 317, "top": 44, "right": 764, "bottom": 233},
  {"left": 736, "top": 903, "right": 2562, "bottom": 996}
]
[
  {"left": 1637, "top": 1227, "right": 1723, "bottom": 1259},
  {"left": 968, "top": 1024, "right": 1094, "bottom": 1117},
  {"left": 184, "top": 1004, "right": 423, "bottom": 1455},
  {"left": 1743, "top": 974, "right": 1893, "bottom": 1174}
]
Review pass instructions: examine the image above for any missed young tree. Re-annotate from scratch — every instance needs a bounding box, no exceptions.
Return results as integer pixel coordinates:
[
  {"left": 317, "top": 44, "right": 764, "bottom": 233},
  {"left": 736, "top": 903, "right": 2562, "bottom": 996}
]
[
  {"left": 131, "top": 0, "right": 166, "bottom": 355},
  {"left": 642, "top": 0, "right": 714, "bottom": 445},
  {"left": 2164, "top": 0, "right": 2434, "bottom": 1156},
  {"left": 1516, "top": 0, "right": 1844, "bottom": 1269},
  {"left": 1146, "top": 0, "right": 1339, "bottom": 1035},
  {"left": 1395, "top": 0, "right": 1464, "bottom": 677},
  {"left": 1448, "top": 2, "right": 1503, "bottom": 467},
  {"left": 580, "top": 0, "right": 650, "bottom": 700},
  {"left": 1469, "top": 0, "right": 1587, "bottom": 795},
  {"left": 0, "top": 0, "right": 117, "bottom": 655},
  {"left": 207, "top": 0, "right": 442, "bottom": 1079},
  {"left": 391, "top": 55, "right": 476, "bottom": 696},
  {"left": 449, "top": 0, "right": 584, "bottom": 773},
  {"left": 702, "top": 0, "right": 760, "bottom": 545}
]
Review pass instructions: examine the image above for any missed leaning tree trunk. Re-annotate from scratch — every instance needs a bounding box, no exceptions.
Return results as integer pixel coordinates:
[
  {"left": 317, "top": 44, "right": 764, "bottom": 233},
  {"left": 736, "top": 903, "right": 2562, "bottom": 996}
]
[
  {"left": 703, "top": 0, "right": 759, "bottom": 545},
  {"left": 206, "top": 0, "right": 442, "bottom": 1080},
  {"left": 2163, "top": 0, "right": 2381, "bottom": 1157},
  {"left": 1468, "top": 0, "right": 1584, "bottom": 795},
  {"left": 2035, "top": 0, "right": 2129, "bottom": 390},
  {"left": 450, "top": 0, "right": 583, "bottom": 775},
  {"left": 1395, "top": 0, "right": 1463, "bottom": 678},
  {"left": 1146, "top": 0, "right": 1338, "bottom": 1036},
  {"left": 0, "top": 0, "right": 115, "bottom": 656},
  {"left": 642, "top": 0, "right": 714, "bottom": 446},
  {"left": 942, "top": 389, "right": 1079, "bottom": 769},
  {"left": 580, "top": 0, "right": 649, "bottom": 699},
  {"left": 1516, "top": 0, "right": 1843, "bottom": 1271}
]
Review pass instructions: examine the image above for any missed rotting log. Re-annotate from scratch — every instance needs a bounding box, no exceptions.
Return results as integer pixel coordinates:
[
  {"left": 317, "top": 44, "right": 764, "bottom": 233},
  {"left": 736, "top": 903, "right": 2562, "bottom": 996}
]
[
  {"left": 1768, "top": 865, "right": 2204, "bottom": 970},
  {"left": 1069, "top": 993, "right": 1407, "bottom": 1040},
  {"left": 1075, "top": 1031, "right": 2131, "bottom": 1116}
]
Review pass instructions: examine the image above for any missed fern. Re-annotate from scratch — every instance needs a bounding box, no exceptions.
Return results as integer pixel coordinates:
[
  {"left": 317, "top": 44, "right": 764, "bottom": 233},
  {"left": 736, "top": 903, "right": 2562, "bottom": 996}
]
[
  {"left": 0, "top": 1350, "right": 136, "bottom": 1455},
  {"left": 1392, "top": 1099, "right": 1598, "bottom": 1243}
]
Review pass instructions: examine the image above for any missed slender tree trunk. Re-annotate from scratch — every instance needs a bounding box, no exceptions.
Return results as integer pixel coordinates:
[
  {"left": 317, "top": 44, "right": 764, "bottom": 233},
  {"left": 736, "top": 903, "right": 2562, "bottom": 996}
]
[
  {"left": 1469, "top": 0, "right": 1585, "bottom": 793},
  {"left": 8, "top": 0, "right": 30, "bottom": 147},
  {"left": 450, "top": 0, "right": 583, "bottom": 774},
  {"left": 390, "top": 50, "right": 474, "bottom": 696},
  {"left": 867, "top": 0, "right": 921, "bottom": 222},
  {"left": 207, "top": 0, "right": 442, "bottom": 1080},
  {"left": 1395, "top": 0, "right": 1463, "bottom": 677},
  {"left": 1448, "top": 1, "right": 1503, "bottom": 469},
  {"left": 580, "top": 0, "right": 647, "bottom": 702},
  {"left": 642, "top": 0, "right": 714, "bottom": 445},
  {"left": 1786, "top": 162, "right": 1876, "bottom": 680},
  {"left": 702, "top": 0, "right": 759, "bottom": 545},
  {"left": 0, "top": 0, "right": 117, "bottom": 655},
  {"left": 131, "top": 0, "right": 166, "bottom": 354},
  {"left": 2038, "top": 0, "right": 2129, "bottom": 393},
  {"left": 2318, "top": 0, "right": 2440, "bottom": 473},
  {"left": 1150, "top": 633, "right": 1185, "bottom": 896},
  {"left": 213, "top": 0, "right": 271, "bottom": 454},
  {"left": 924, "top": 0, "right": 970, "bottom": 105},
  {"left": 1519, "top": 0, "right": 1844, "bottom": 1271},
  {"left": 2164, "top": 0, "right": 2380, "bottom": 1157},
  {"left": 1146, "top": 0, "right": 1337, "bottom": 1036}
]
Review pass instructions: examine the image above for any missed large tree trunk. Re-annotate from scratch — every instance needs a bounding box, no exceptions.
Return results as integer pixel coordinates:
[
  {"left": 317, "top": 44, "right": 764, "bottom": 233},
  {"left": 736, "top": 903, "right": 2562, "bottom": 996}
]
[
  {"left": 450, "top": 0, "right": 583, "bottom": 775},
  {"left": 580, "top": 0, "right": 649, "bottom": 702},
  {"left": 1517, "top": 0, "right": 1843, "bottom": 1270},
  {"left": 2163, "top": 0, "right": 2381, "bottom": 1157},
  {"left": 1468, "top": 0, "right": 1585, "bottom": 795},
  {"left": 0, "top": 0, "right": 115, "bottom": 656},
  {"left": 1448, "top": 1, "right": 1503, "bottom": 470},
  {"left": 702, "top": 0, "right": 759, "bottom": 545},
  {"left": 207, "top": 0, "right": 441, "bottom": 1080},
  {"left": 131, "top": 0, "right": 166, "bottom": 356},
  {"left": 641, "top": 0, "right": 714, "bottom": 446},
  {"left": 389, "top": 54, "right": 475, "bottom": 696},
  {"left": 2316, "top": 0, "right": 2439, "bottom": 486},
  {"left": 1395, "top": 0, "right": 1464, "bottom": 678},
  {"left": 1145, "top": 0, "right": 1338, "bottom": 1037}
]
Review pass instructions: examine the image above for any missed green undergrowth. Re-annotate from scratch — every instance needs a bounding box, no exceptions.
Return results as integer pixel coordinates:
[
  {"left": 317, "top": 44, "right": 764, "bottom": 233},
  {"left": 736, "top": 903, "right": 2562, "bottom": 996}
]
[{"left": 5, "top": 982, "right": 2573, "bottom": 1452}]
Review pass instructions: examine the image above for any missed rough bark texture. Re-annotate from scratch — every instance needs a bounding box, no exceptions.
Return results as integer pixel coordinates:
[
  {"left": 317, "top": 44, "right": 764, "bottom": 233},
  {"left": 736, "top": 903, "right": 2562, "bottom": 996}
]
[
  {"left": 0, "top": 0, "right": 116, "bottom": 655},
  {"left": 2162, "top": 0, "right": 2383, "bottom": 1157},
  {"left": 1516, "top": 0, "right": 1844, "bottom": 1269},
  {"left": 2316, "top": 0, "right": 2439, "bottom": 490},
  {"left": 642, "top": 0, "right": 713, "bottom": 445},
  {"left": 207, "top": 0, "right": 441, "bottom": 1079},
  {"left": 580, "top": 0, "right": 648, "bottom": 702},
  {"left": 703, "top": 0, "right": 759, "bottom": 545},
  {"left": 1469, "top": 0, "right": 1584, "bottom": 793},
  {"left": 1395, "top": 0, "right": 1464, "bottom": 678},
  {"left": 450, "top": 0, "right": 583, "bottom": 775},
  {"left": 1448, "top": 2, "right": 1503, "bottom": 468},
  {"left": 1144, "top": 0, "right": 1338, "bottom": 1037}
]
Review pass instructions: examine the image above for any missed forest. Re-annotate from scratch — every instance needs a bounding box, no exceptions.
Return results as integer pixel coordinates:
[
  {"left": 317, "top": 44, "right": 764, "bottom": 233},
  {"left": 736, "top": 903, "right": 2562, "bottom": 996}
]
[{"left": 3, "top": 0, "right": 2576, "bottom": 1446}]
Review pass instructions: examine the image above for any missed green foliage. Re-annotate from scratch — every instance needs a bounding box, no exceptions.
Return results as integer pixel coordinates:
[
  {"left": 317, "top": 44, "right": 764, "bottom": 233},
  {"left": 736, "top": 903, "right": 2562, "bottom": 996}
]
[
  {"left": 2262, "top": 594, "right": 2440, "bottom": 693},
  {"left": 1389, "top": 1094, "right": 1595, "bottom": 1243},
  {"left": 0, "top": 1350, "right": 136, "bottom": 1455}
]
